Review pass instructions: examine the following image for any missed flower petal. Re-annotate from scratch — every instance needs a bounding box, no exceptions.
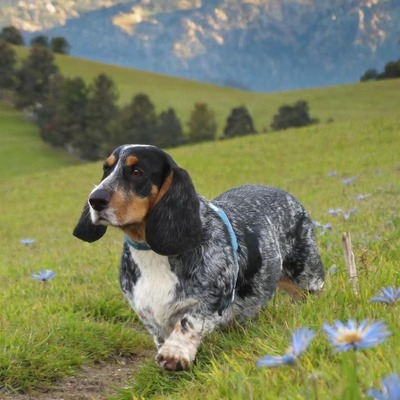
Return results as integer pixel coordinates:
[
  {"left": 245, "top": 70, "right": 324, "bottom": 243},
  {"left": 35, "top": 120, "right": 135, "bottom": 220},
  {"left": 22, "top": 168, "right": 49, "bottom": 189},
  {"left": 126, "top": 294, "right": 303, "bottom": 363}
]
[{"left": 257, "top": 354, "right": 296, "bottom": 368}]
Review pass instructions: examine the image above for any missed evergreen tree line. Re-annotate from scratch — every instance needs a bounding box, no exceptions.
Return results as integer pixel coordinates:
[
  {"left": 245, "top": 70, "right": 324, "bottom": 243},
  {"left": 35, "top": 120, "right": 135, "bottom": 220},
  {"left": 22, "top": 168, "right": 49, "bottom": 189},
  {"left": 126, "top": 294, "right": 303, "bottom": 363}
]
[
  {"left": 0, "top": 25, "right": 70, "bottom": 54},
  {"left": 0, "top": 39, "right": 318, "bottom": 160},
  {"left": 360, "top": 58, "right": 400, "bottom": 82}
]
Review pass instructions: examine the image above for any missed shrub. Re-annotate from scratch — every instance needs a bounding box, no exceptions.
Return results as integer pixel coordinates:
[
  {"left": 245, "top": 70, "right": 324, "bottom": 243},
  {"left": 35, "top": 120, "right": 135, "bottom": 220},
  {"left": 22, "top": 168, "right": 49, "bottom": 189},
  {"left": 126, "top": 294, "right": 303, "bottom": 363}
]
[
  {"left": 0, "top": 26, "right": 24, "bottom": 45},
  {"left": 111, "top": 93, "right": 157, "bottom": 147},
  {"left": 223, "top": 106, "right": 255, "bottom": 138},
  {"left": 187, "top": 103, "right": 217, "bottom": 143},
  {"left": 0, "top": 40, "right": 16, "bottom": 90},
  {"left": 271, "top": 100, "right": 318, "bottom": 131},
  {"left": 155, "top": 108, "right": 184, "bottom": 148},
  {"left": 14, "top": 46, "right": 58, "bottom": 109},
  {"left": 360, "top": 69, "right": 378, "bottom": 82}
]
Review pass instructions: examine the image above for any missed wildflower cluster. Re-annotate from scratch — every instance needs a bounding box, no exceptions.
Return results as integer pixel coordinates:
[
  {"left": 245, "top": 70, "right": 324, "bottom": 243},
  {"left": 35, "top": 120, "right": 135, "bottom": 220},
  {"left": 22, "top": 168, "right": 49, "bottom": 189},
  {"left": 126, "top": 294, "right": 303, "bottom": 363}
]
[
  {"left": 257, "top": 319, "right": 390, "bottom": 369},
  {"left": 257, "top": 285, "right": 399, "bottom": 398}
]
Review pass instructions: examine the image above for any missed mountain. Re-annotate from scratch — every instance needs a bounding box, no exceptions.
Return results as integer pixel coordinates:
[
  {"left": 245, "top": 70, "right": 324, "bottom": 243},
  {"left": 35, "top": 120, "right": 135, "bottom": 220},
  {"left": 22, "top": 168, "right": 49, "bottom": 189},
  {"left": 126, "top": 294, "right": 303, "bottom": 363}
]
[{"left": 2, "top": 0, "right": 400, "bottom": 91}]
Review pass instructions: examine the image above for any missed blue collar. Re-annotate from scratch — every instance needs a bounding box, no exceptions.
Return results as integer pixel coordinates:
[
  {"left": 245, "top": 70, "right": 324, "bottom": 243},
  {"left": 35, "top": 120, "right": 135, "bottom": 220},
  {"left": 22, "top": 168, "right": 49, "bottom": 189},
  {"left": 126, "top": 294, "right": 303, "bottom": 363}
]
[
  {"left": 208, "top": 202, "right": 239, "bottom": 314},
  {"left": 124, "top": 235, "right": 152, "bottom": 251}
]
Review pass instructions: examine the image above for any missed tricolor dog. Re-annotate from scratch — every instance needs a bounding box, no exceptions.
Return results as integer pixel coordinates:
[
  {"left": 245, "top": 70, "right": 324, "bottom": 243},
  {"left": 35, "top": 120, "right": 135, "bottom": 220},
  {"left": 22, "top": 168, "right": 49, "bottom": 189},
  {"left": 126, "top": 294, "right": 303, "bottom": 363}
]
[{"left": 73, "top": 144, "right": 325, "bottom": 371}]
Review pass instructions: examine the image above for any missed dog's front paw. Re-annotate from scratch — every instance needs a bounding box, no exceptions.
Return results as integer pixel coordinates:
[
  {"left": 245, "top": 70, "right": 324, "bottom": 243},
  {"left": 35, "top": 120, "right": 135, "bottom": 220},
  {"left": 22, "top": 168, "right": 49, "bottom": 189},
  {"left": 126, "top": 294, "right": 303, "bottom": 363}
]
[
  {"left": 156, "top": 317, "right": 201, "bottom": 371},
  {"left": 156, "top": 344, "right": 194, "bottom": 371}
]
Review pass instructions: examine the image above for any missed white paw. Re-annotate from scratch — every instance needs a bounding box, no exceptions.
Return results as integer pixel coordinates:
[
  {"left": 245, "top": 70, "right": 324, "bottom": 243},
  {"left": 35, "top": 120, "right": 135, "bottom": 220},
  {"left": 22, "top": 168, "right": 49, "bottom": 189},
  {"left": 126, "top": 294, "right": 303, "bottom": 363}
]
[
  {"left": 156, "top": 318, "right": 201, "bottom": 371},
  {"left": 156, "top": 343, "right": 194, "bottom": 371}
]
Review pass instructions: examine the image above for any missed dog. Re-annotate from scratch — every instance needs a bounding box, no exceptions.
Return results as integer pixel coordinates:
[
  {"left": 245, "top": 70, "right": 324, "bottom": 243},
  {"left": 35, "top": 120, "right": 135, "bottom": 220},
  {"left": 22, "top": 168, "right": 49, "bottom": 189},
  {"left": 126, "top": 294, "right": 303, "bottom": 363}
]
[{"left": 73, "top": 144, "right": 325, "bottom": 371}]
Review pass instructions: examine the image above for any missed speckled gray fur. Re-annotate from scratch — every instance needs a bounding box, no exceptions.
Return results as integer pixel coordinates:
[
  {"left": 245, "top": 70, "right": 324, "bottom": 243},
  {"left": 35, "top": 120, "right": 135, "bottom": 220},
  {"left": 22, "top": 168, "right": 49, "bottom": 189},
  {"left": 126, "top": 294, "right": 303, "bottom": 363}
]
[{"left": 120, "top": 185, "right": 324, "bottom": 346}]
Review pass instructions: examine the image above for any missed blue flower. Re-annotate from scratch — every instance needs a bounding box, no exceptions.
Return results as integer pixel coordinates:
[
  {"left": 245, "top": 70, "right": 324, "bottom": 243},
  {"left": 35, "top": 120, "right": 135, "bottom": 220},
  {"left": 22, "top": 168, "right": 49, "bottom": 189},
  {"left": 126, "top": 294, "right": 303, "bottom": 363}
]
[
  {"left": 327, "top": 208, "right": 343, "bottom": 215},
  {"left": 32, "top": 269, "right": 56, "bottom": 282},
  {"left": 20, "top": 238, "right": 35, "bottom": 245},
  {"left": 323, "top": 319, "right": 391, "bottom": 353},
  {"left": 257, "top": 328, "right": 316, "bottom": 368},
  {"left": 354, "top": 193, "right": 371, "bottom": 201},
  {"left": 328, "top": 264, "right": 338, "bottom": 275},
  {"left": 344, "top": 208, "right": 359, "bottom": 220},
  {"left": 370, "top": 286, "right": 400, "bottom": 305},
  {"left": 342, "top": 176, "right": 358, "bottom": 185},
  {"left": 313, "top": 221, "right": 332, "bottom": 235},
  {"left": 368, "top": 373, "right": 400, "bottom": 400}
]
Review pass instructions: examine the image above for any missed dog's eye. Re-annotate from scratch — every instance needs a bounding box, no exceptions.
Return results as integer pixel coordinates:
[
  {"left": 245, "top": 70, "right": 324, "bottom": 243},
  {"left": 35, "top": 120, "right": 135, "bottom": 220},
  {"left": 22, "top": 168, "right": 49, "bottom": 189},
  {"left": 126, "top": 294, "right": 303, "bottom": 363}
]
[{"left": 132, "top": 168, "right": 143, "bottom": 178}]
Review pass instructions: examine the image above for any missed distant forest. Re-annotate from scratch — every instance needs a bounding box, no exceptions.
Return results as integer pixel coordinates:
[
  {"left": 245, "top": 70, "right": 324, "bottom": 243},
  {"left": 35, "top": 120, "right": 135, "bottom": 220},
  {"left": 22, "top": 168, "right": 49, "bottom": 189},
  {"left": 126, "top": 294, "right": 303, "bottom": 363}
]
[
  {"left": 360, "top": 59, "right": 400, "bottom": 82},
  {"left": 0, "top": 25, "right": 345, "bottom": 160}
]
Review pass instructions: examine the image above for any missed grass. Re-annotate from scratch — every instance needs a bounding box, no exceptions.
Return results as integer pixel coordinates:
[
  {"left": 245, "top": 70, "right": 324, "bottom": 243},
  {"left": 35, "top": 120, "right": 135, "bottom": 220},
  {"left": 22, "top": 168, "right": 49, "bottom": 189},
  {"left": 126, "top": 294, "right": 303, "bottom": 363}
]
[
  {"left": 0, "top": 103, "right": 79, "bottom": 179},
  {"left": 1, "top": 51, "right": 400, "bottom": 398}
]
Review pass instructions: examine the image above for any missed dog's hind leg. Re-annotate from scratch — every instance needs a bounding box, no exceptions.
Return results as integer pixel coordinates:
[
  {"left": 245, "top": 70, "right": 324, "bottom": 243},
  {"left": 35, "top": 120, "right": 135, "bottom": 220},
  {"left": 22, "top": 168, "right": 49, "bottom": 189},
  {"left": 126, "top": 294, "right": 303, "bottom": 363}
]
[{"left": 281, "top": 217, "right": 325, "bottom": 294}]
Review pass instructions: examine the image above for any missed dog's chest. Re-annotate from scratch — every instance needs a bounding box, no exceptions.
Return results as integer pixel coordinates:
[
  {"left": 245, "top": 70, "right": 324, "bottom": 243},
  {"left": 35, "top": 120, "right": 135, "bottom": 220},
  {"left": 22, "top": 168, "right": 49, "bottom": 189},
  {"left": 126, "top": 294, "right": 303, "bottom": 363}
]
[{"left": 125, "top": 249, "right": 178, "bottom": 325}]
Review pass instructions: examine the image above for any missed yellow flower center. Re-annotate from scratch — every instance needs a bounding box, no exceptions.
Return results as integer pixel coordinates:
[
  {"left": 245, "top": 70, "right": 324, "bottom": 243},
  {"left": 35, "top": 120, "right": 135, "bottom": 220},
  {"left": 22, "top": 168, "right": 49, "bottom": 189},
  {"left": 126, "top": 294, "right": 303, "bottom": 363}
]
[{"left": 337, "top": 330, "right": 362, "bottom": 344}]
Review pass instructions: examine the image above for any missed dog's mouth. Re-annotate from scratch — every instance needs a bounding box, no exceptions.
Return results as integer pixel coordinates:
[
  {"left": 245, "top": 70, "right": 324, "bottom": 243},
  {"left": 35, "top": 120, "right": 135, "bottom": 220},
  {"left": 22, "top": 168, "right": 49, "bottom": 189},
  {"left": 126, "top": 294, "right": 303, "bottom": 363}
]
[
  {"left": 90, "top": 207, "right": 113, "bottom": 226},
  {"left": 91, "top": 208, "right": 140, "bottom": 229}
]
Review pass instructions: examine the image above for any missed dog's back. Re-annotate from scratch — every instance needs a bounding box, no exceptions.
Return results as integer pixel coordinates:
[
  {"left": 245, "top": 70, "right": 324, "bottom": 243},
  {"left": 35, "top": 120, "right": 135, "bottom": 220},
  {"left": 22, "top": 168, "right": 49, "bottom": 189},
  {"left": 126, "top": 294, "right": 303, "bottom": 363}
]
[{"left": 214, "top": 185, "right": 325, "bottom": 302}]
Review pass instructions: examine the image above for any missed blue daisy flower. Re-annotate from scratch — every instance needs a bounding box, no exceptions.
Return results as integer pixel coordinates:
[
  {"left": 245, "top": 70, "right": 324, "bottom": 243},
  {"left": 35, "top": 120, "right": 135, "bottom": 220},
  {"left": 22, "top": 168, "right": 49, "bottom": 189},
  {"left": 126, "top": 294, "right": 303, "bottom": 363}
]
[
  {"left": 370, "top": 286, "right": 400, "bottom": 305},
  {"left": 20, "top": 238, "right": 35, "bottom": 245},
  {"left": 341, "top": 176, "right": 358, "bottom": 185},
  {"left": 32, "top": 269, "right": 56, "bottom": 282},
  {"left": 323, "top": 319, "right": 391, "bottom": 353},
  {"left": 257, "top": 328, "right": 316, "bottom": 368},
  {"left": 368, "top": 373, "right": 400, "bottom": 400}
]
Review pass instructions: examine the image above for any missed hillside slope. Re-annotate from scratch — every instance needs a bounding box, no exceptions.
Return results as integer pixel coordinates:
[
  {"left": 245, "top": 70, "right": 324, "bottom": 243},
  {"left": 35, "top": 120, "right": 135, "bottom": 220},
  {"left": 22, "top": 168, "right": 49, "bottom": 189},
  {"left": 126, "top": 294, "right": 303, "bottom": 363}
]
[
  {"left": 13, "top": 45, "right": 400, "bottom": 132},
  {"left": 0, "top": 103, "right": 79, "bottom": 179}
]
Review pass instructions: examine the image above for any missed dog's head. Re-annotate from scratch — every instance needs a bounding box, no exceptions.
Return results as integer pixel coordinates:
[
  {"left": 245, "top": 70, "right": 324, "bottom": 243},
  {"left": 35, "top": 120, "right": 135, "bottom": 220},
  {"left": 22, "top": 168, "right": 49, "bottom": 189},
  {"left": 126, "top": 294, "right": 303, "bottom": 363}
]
[{"left": 73, "top": 145, "right": 202, "bottom": 256}]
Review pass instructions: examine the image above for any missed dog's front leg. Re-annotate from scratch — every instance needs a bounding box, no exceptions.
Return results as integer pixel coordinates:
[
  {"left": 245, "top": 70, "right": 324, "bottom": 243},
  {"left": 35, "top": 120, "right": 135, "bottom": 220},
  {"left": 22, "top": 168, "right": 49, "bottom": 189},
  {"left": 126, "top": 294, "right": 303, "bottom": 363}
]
[{"left": 156, "top": 315, "right": 203, "bottom": 371}]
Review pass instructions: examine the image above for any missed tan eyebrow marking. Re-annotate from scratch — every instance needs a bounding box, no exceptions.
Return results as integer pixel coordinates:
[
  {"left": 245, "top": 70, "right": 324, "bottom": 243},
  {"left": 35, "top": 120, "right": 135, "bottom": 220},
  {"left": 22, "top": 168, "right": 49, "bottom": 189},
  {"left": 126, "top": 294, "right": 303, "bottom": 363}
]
[
  {"left": 125, "top": 155, "right": 139, "bottom": 167},
  {"left": 105, "top": 154, "right": 116, "bottom": 167}
]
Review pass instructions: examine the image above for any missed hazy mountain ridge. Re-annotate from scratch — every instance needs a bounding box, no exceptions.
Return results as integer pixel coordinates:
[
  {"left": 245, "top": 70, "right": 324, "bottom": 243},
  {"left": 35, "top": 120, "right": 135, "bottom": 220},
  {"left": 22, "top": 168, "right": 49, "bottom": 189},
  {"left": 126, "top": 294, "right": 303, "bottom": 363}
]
[{"left": 2, "top": 0, "right": 399, "bottom": 91}]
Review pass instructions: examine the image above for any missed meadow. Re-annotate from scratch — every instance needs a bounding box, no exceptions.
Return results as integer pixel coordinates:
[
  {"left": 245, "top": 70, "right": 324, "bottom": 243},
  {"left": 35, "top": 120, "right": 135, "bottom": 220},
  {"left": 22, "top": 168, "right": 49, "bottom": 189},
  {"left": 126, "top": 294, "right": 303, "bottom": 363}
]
[
  {"left": 12, "top": 45, "right": 400, "bottom": 131},
  {"left": 0, "top": 52, "right": 400, "bottom": 399}
]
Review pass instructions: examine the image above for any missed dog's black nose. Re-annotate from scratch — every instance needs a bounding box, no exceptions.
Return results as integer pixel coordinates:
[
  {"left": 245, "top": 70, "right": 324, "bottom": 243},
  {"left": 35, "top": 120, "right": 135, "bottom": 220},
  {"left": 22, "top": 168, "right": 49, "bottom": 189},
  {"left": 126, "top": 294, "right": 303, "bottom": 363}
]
[{"left": 89, "top": 189, "right": 111, "bottom": 212}]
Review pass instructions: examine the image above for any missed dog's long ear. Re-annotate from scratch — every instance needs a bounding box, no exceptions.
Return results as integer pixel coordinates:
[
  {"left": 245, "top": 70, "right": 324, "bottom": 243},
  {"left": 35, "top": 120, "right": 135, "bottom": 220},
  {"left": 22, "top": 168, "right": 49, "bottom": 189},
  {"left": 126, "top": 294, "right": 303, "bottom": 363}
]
[
  {"left": 146, "top": 166, "right": 202, "bottom": 256},
  {"left": 73, "top": 202, "right": 107, "bottom": 243}
]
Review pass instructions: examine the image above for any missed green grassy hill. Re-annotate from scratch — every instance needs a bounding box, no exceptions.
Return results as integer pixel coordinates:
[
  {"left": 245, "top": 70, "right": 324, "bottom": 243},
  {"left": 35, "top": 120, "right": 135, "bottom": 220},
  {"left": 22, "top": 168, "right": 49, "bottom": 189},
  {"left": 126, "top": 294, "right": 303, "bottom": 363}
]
[
  {"left": 1, "top": 52, "right": 400, "bottom": 399},
  {"left": 13, "top": 45, "right": 400, "bottom": 131},
  {"left": 0, "top": 103, "right": 79, "bottom": 179}
]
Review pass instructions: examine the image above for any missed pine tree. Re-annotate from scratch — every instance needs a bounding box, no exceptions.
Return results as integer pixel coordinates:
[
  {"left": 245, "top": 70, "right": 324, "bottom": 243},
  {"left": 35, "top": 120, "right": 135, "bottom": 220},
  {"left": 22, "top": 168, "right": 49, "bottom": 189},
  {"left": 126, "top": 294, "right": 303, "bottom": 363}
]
[
  {"left": 0, "top": 40, "right": 16, "bottom": 91},
  {"left": 38, "top": 77, "right": 88, "bottom": 151},
  {"left": 223, "top": 106, "right": 255, "bottom": 138},
  {"left": 78, "top": 74, "right": 119, "bottom": 160},
  {"left": 271, "top": 100, "right": 317, "bottom": 131},
  {"left": 15, "top": 46, "right": 58, "bottom": 108},
  {"left": 187, "top": 103, "right": 217, "bottom": 143},
  {"left": 0, "top": 26, "right": 24, "bottom": 45},
  {"left": 50, "top": 37, "right": 70, "bottom": 54},
  {"left": 155, "top": 108, "right": 184, "bottom": 148},
  {"left": 111, "top": 93, "right": 157, "bottom": 147},
  {"left": 37, "top": 74, "right": 65, "bottom": 145},
  {"left": 30, "top": 35, "right": 49, "bottom": 48}
]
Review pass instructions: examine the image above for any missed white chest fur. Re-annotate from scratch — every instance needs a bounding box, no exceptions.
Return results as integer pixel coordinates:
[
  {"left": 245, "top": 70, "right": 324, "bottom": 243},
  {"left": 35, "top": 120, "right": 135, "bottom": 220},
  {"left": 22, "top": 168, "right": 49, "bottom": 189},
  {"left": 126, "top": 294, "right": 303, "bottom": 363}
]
[{"left": 126, "top": 248, "right": 179, "bottom": 327}]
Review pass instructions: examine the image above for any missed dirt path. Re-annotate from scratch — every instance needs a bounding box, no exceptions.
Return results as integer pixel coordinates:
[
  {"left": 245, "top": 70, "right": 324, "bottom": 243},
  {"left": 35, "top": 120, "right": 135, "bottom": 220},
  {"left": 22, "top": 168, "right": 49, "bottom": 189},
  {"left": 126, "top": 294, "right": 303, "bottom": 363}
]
[{"left": 2, "top": 354, "right": 148, "bottom": 400}]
